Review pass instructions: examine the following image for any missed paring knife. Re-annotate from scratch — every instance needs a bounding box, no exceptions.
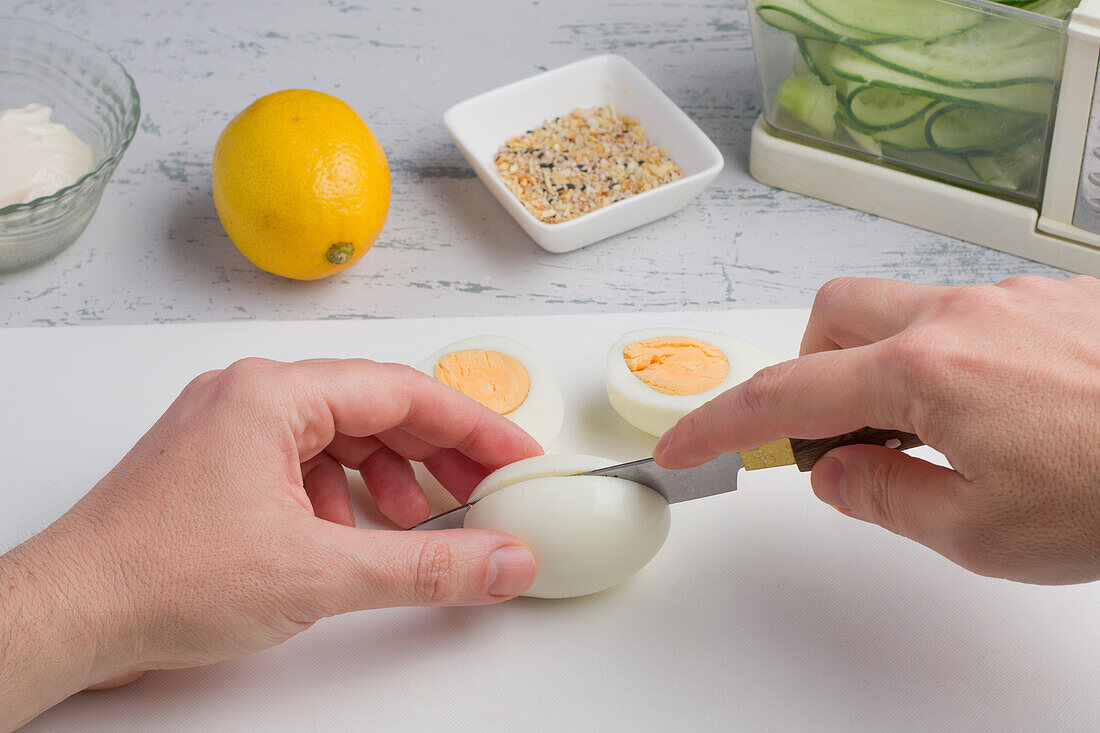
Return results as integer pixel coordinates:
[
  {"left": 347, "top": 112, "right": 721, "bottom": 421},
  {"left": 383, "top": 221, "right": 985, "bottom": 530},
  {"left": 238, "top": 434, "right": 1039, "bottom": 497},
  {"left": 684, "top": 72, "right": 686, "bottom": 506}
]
[{"left": 412, "top": 427, "right": 923, "bottom": 530}]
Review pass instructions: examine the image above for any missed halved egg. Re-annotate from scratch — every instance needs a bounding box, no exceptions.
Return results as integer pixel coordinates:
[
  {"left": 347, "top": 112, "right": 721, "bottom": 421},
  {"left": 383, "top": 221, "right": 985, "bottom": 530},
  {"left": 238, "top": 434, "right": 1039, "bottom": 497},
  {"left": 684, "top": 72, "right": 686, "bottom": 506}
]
[
  {"left": 463, "top": 454, "right": 671, "bottom": 598},
  {"left": 420, "top": 335, "right": 564, "bottom": 449},
  {"left": 606, "top": 328, "right": 773, "bottom": 437}
]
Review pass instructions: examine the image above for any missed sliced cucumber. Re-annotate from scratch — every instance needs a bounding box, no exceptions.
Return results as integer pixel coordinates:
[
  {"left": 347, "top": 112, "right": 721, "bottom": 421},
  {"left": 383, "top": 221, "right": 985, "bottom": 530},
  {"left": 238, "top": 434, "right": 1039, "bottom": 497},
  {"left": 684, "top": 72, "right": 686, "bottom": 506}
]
[
  {"left": 838, "top": 120, "right": 883, "bottom": 157},
  {"left": 885, "top": 147, "right": 985, "bottom": 186},
  {"left": 796, "top": 38, "right": 848, "bottom": 95},
  {"left": 829, "top": 44, "right": 1057, "bottom": 114},
  {"left": 966, "top": 140, "right": 1045, "bottom": 192},
  {"left": 757, "top": 0, "right": 888, "bottom": 44},
  {"left": 755, "top": 0, "right": 1077, "bottom": 203},
  {"left": 776, "top": 74, "right": 838, "bottom": 137},
  {"left": 793, "top": 48, "right": 810, "bottom": 76},
  {"left": 1022, "top": 0, "right": 1081, "bottom": 19},
  {"left": 873, "top": 114, "right": 933, "bottom": 151},
  {"left": 845, "top": 85, "right": 936, "bottom": 130},
  {"left": 852, "top": 16, "right": 1064, "bottom": 88},
  {"left": 804, "top": 0, "right": 982, "bottom": 40},
  {"left": 925, "top": 104, "right": 1042, "bottom": 154}
]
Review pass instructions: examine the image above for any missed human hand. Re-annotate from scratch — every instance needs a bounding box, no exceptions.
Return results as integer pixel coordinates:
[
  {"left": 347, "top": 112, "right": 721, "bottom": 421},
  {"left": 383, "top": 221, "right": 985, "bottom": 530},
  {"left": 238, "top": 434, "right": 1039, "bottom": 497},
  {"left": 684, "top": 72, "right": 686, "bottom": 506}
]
[
  {"left": 654, "top": 275, "right": 1100, "bottom": 585},
  {"left": 0, "top": 358, "right": 541, "bottom": 728}
]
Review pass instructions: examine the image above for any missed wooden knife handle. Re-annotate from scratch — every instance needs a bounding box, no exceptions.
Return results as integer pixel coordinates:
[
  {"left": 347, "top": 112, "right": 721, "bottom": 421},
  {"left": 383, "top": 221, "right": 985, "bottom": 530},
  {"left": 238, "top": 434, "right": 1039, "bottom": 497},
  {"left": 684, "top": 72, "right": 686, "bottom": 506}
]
[{"left": 789, "top": 428, "right": 923, "bottom": 472}]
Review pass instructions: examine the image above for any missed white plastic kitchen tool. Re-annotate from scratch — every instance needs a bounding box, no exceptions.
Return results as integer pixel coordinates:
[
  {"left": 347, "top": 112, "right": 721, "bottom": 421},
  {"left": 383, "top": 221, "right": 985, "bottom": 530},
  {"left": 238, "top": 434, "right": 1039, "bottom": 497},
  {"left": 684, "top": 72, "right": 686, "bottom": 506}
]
[{"left": 747, "top": 0, "right": 1100, "bottom": 275}]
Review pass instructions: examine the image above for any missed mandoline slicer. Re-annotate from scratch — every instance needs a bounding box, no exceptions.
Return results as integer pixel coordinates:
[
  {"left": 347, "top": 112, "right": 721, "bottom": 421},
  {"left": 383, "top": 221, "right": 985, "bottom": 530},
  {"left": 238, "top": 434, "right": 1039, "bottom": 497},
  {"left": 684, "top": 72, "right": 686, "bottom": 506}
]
[{"left": 749, "top": 0, "right": 1100, "bottom": 275}]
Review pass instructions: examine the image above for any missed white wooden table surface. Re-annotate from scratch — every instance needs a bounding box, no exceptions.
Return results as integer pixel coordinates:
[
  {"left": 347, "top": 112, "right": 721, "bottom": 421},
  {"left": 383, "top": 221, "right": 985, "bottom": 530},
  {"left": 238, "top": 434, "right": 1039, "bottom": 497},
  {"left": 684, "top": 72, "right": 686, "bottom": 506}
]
[{"left": 0, "top": 0, "right": 1069, "bottom": 328}]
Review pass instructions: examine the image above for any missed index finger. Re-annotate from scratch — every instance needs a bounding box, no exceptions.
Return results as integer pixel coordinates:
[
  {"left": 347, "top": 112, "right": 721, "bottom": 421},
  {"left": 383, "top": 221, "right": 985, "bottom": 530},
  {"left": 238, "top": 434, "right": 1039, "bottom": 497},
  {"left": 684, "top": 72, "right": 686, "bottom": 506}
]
[
  {"left": 288, "top": 359, "right": 543, "bottom": 470},
  {"left": 800, "top": 277, "right": 934, "bottom": 356},
  {"left": 653, "top": 343, "right": 917, "bottom": 469}
]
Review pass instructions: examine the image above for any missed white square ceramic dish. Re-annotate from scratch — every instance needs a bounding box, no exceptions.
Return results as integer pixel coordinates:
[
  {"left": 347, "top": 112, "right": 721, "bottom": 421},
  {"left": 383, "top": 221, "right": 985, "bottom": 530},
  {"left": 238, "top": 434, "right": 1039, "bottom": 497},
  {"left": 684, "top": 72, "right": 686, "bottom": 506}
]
[{"left": 443, "top": 54, "right": 724, "bottom": 253}]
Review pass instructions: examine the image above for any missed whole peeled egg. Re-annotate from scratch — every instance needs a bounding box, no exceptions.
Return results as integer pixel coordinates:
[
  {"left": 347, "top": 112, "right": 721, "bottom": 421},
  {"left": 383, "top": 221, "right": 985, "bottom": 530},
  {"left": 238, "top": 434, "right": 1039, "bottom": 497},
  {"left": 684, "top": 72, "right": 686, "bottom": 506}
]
[
  {"left": 463, "top": 454, "right": 670, "bottom": 598},
  {"left": 606, "top": 328, "right": 773, "bottom": 437},
  {"left": 419, "top": 335, "right": 564, "bottom": 449}
]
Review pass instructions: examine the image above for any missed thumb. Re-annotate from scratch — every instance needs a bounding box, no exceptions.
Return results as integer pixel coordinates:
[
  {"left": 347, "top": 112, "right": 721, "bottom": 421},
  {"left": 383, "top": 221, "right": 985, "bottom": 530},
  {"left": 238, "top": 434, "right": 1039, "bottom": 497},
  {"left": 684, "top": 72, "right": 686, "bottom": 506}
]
[
  {"left": 314, "top": 525, "right": 537, "bottom": 613},
  {"left": 811, "top": 444, "right": 971, "bottom": 552}
]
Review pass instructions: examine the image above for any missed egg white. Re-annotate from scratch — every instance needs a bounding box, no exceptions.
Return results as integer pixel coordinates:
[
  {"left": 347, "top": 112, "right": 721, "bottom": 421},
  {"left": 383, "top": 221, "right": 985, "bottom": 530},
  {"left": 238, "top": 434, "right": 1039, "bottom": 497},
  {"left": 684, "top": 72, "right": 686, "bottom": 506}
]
[
  {"left": 419, "top": 335, "right": 564, "bottom": 449},
  {"left": 467, "top": 453, "right": 608, "bottom": 503},
  {"left": 606, "top": 328, "right": 774, "bottom": 437},
  {"left": 464, "top": 454, "right": 671, "bottom": 598}
]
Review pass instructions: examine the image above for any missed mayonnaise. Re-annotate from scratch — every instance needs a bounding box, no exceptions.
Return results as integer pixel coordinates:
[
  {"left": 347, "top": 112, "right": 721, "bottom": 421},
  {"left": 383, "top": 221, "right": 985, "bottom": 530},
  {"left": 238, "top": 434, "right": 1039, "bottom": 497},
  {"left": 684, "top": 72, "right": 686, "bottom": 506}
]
[{"left": 0, "top": 104, "right": 95, "bottom": 208}]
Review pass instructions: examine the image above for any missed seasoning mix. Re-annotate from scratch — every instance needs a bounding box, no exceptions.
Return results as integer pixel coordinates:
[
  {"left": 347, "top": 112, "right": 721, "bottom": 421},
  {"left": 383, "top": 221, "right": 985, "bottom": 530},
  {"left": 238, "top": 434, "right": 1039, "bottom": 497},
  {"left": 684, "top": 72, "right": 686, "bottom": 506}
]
[{"left": 494, "top": 105, "right": 682, "bottom": 224}]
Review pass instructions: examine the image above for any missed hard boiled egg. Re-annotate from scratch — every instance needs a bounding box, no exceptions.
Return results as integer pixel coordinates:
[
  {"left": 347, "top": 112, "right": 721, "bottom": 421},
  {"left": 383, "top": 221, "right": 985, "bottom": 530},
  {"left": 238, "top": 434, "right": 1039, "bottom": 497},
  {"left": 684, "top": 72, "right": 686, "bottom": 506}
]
[
  {"left": 420, "top": 335, "right": 564, "bottom": 449},
  {"left": 463, "top": 454, "right": 670, "bottom": 598},
  {"left": 606, "top": 328, "right": 773, "bottom": 437}
]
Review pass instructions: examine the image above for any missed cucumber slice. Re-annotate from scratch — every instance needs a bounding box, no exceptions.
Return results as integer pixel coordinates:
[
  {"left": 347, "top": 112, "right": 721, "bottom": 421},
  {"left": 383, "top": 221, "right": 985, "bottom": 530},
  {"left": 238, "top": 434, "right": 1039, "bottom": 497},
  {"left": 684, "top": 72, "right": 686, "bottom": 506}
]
[
  {"left": 873, "top": 113, "right": 933, "bottom": 151},
  {"left": 1022, "top": 0, "right": 1081, "bottom": 19},
  {"left": 966, "top": 141, "right": 1045, "bottom": 192},
  {"left": 793, "top": 48, "right": 811, "bottom": 77},
  {"left": 829, "top": 44, "right": 1057, "bottom": 114},
  {"left": 885, "top": 148, "right": 985, "bottom": 186},
  {"left": 804, "top": 0, "right": 982, "bottom": 40},
  {"left": 925, "top": 104, "right": 1042, "bottom": 154},
  {"left": 777, "top": 74, "right": 838, "bottom": 138},
  {"left": 838, "top": 120, "right": 883, "bottom": 157},
  {"left": 777, "top": 75, "right": 839, "bottom": 138},
  {"left": 846, "top": 86, "right": 936, "bottom": 130},
  {"left": 853, "top": 16, "right": 1064, "bottom": 88},
  {"left": 757, "top": 0, "right": 888, "bottom": 44},
  {"left": 796, "top": 38, "right": 848, "bottom": 95}
]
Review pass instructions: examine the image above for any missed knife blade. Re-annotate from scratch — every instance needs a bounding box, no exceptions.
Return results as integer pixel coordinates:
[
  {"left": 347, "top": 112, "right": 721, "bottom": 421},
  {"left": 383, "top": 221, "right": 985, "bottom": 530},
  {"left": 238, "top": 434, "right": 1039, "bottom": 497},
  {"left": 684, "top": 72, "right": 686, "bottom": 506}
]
[
  {"left": 411, "top": 427, "right": 922, "bottom": 530},
  {"left": 582, "top": 450, "right": 747, "bottom": 504}
]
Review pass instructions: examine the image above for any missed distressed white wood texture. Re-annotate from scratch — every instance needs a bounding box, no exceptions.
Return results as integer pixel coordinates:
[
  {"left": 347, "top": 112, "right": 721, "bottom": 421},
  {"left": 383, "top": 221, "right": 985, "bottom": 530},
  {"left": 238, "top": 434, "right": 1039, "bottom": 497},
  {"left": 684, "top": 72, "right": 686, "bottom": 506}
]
[
  {"left": 3, "top": 311, "right": 1098, "bottom": 732},
  {"left": 0, "top": 0, "right": 1068, "bottom": 328}
]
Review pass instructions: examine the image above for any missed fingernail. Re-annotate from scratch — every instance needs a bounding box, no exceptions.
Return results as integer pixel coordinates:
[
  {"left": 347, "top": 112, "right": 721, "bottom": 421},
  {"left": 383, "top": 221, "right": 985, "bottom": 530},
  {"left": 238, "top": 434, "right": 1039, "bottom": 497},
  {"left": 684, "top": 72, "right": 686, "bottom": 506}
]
[
  {"left": 814, "top": 457, "right": 849, "bottom": 511},
  {"left": 486, "top": 546, "right": 536, "bottom": 597}
]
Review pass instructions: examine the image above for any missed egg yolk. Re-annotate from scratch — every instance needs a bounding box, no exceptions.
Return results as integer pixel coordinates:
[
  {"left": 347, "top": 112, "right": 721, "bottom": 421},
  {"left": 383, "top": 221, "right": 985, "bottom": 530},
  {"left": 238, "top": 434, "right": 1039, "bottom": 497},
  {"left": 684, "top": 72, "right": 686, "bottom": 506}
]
[
  {"left": 434, "top": 350, "right": 531, "bottom": 415},
  {"left": 623, "top": 337, "right": 729, "bottom": 396}
]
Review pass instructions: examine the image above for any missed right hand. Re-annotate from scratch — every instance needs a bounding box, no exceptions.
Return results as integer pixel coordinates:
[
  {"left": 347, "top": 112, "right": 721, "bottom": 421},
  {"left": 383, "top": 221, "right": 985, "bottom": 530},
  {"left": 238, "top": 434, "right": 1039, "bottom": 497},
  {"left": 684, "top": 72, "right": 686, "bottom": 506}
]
[{"left": 654, "top": 275, "right": 1100, "bottom": 585}]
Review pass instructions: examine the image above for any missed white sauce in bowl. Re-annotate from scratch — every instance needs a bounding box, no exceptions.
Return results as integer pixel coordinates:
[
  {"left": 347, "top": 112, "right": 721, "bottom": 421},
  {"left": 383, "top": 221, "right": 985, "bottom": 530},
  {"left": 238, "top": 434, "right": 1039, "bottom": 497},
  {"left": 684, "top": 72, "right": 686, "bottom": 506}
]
[{"left": 0, "top": 104, "right": 95, "bottom": 207}]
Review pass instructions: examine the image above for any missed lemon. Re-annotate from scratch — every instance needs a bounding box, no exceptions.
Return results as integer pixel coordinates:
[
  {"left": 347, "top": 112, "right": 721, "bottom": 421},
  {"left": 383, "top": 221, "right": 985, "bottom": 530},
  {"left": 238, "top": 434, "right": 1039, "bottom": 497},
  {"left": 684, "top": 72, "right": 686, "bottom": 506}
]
[{"left": 212, "top": 89, "right": 390, "bottom": 280}]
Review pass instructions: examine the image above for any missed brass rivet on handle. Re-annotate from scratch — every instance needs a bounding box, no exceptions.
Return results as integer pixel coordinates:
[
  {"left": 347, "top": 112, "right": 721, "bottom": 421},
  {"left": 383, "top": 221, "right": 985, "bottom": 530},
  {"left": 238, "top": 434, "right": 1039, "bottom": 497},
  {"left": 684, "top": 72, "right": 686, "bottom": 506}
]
[{"left": 741, "top": 438, "right": 796, "bottom": 471}]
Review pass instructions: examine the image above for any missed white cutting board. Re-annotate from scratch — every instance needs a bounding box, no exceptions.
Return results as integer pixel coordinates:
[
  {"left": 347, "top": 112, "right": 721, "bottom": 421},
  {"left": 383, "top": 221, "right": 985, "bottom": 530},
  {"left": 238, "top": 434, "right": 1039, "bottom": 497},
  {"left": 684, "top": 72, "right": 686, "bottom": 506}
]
[{"left": 2, "top": 310, "right": 1097, "bottom": 732}]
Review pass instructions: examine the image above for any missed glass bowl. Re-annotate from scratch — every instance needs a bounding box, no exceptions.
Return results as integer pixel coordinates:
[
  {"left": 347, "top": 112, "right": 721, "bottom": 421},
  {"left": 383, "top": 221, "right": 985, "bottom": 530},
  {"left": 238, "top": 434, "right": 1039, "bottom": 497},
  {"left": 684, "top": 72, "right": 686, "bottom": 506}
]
[{"left": 0, "top": 16, "right": 140, "bottom": 274}]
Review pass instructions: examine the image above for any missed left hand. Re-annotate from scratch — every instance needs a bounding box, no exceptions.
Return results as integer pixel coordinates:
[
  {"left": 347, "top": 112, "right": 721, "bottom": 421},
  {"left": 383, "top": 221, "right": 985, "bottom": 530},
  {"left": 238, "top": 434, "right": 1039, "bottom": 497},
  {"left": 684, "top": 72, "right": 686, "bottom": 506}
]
[{"left": 0, "top": 358, "right": 542, "bottom": 730}]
